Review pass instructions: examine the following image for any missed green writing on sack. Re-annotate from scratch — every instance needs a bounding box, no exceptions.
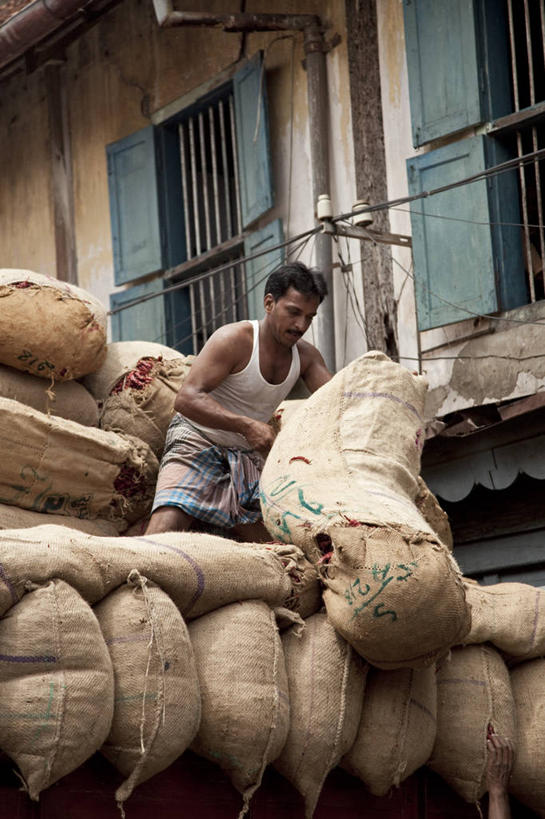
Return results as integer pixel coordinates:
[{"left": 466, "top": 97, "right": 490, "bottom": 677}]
[{"left": 344, "top": 561, "right": 418, "bottom": 622}]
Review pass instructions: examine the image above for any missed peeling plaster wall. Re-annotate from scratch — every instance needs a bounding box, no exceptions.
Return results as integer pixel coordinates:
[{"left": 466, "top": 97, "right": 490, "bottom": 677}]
[
  {"left": 0, "top": 0, "right": 360, "bottom": 366},
  {"left": 376, "top": 0, "right": 545, "bottom": 417}
]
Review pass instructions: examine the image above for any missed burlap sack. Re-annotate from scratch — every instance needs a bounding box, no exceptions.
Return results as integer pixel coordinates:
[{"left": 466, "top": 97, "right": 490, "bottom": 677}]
[
  {"left": 343, "top": 664, "right": 437, "bottom": 795},
  {"left": 88, "top": 342, "right": 194, "bottom": 457},
  {"left": 463, "top": 580, "right": 545, "bottom": 662},
  {"left": 83, "top": 341, "right": 187, "bottom": 401},
  {"left": 0, "top": 270, "right": 106, "bottom": 380},
  {"left": 260, "top": 351, "right": 435, "bottom": 558},
  {"left": 0, "top": 363, "right": 98, "bottom": 426},
  {"left": 428, "top": 644, "right": 515, "bottom": 802},
  {"left": 0, "top": 578, "right": 114, "bottom": 799},
  {"left": 269, "top": 398, "right": 307, "bottom": 436},
  {"left": 321, "top": 525, "right": 469, "bottom": 669},
  {"left": 189, "top": 600, "right": 290, "bottom": 818},
  {"left": 95, "top": 573, "right": 201, "bottom": 805},
  {"left": 0, "top": 526, "right": 304, "bottom": 621},
  {"left": 0, "top": 502, "right": 122, "bottom": 536},
  {"left": 414, "top": 476, "right": 453, "bottom": 550},
  {"left": 275, "top": 613, "right": 367, "bottom": 818},
  {"left": 0, "top": 397, "right": 158, "bottom": 525},
  {"left": 510, "top": 658, "right": 545, "bottom": 816},
  {"left": 261, "top": 353, "right": 469, "bottom": 668}
]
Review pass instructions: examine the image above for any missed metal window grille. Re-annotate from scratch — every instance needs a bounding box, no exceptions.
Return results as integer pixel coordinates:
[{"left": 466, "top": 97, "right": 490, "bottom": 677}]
[
  {"left": 171, "top": 89, "right": 247, "bottom": 352},
  {"left": 506, "top": 0, "right": 545, "bottom": 301}
]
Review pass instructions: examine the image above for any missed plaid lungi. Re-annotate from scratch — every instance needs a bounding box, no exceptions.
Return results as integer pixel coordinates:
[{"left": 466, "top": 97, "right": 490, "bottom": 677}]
[{"left": 151, "top": 414, "right": 265, "bottom": 528}]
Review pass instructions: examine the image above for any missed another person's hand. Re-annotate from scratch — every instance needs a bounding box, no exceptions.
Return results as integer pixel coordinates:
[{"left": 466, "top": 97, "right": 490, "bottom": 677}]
[
  {"left": 486, "top": 728, "right": 514, "bottom": 819},
  {"left": 243, "top": 419, "right": 277, "bottom": 454}
]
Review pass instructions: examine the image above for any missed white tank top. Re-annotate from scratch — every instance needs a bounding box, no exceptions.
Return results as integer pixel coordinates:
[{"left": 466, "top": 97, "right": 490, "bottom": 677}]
[{"left": 188, "top": 320, "right": 301, "bottom": 449}]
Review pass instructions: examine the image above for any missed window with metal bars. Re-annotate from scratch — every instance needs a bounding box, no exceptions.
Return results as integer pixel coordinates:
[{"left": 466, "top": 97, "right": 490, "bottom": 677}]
[
  {"left": 403, "top": 0, "right": 545, "bottom": 331},
  {"left": 107, "top": 52, "right": 282, "bottom": 352}
]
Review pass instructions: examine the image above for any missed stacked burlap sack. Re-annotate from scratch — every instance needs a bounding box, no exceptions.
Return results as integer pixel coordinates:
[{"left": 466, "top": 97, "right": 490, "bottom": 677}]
[
  {"left": 0, "top": 273, "right": 162, "bottom": 535},
  {"left": 261, "top": 351, "right": 470, "bottom": 669},
  {"left": 84, "top": 340, "right": 194, "bottom": 457},
  {"left": 0, "top": 525, "right": 323, "bottom": 815},
  {"left": 1, "top": 348, "right": 545, "bottom": 817}
]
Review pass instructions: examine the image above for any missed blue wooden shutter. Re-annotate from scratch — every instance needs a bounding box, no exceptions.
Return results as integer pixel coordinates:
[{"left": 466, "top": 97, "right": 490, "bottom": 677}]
[
  {"left": 407, "top": 135, "right": 524, "bottom": 331},
  {"left": 110, "top": 279, "right": 167, "bottom": 343},
  {"left": 233, "top": 52, "right": 274, "bottom": 227},
  {"left": 403, "top": 0, "right": 511, "bottom": 147},
  {"left": 107, "top": 126, "right": 165, "bottom": 285},
  {"left": 164, "top": 285, "right": 194, "bottom": 356},
  {"left": 244, "top": 219, "right": 284, "bottom": 320}
]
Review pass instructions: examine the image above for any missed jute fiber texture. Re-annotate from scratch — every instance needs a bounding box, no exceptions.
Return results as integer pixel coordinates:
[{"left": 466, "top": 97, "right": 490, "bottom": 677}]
[
  {"left": 189, "top": 600, "right": 290, "bottom": 819},
  {"left": 0, "top": 397, "right": 158, "bottom": 524},
  {"left": 464, "top": 580, "right": 545, "bottom": 662},
  {"left": 236, "top": 541, "right": 322, "bottom": 621},
  {"left": 83, "top": 341, "right": 187, "bottom": 401},
  {"left": 414, "top": 476, "right": 453, "bottom": 551},
  {"left": 275, "top": 612, "right": 367, "bottom": 818},
  {"left": 510, "top": 658, "right": 545, "bottom": 817},
  {"left": 95, "top": 573, "right": 201, "bottom": 804},
  {"left": 0, "top": 270, "right": 106, "bottom": 380},
  {"left": 429, "top": 644, "right": 515, "bottom": 802},
  {"left": 321, "top": 524, "right": 470, "bottom": 669},
  {"left": 0, "top": 526, "right": 301, "bottom": 620},
  {"left": 260, "top": 351, "right": 435, "bottom": 561},
  {"left": 343, "top": 664, "right": 437, "bottom": 796},
  {"left": 0, "top": 503, "right": 121, "bottom": 536},
  {"left": 0, "top": 364, "right": 99, "bottom": 426},
  {"left": 99, "top": 356, "right": 194, "bottom": 457},
  {"left": 0, "top": 579, "right": 114, "bottom": 799}
]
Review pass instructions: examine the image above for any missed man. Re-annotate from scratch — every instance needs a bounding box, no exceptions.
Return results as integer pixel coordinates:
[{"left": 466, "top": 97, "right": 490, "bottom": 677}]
[{"left": 145, "top": 261, "right": 331, "bottom": 540}]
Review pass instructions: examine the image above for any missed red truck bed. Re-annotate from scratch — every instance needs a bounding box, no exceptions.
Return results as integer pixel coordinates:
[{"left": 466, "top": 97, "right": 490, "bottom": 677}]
[{"left": 0, "top": 752, "right": 537, "bottom": 818}]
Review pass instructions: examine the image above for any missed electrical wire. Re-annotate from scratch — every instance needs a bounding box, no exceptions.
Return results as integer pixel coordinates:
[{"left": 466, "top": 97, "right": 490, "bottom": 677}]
[
  {"left": 108, "top": 223, "right": 321, "bottom": 317},
  {"left": 334, "top": 145, "right": 545, "bottom": 224},
  {"left": 391, "top": 205, "right": 545, "bottom": 232},
  {"left": 160, "top": 231, "right": 316, "bottom": 349}
]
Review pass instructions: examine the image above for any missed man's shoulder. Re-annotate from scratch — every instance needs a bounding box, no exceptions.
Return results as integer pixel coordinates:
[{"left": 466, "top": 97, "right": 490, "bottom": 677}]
[
  {"left": 201, "top": 321, "right": 254, "bottom": 370},
  {"left": 210, "top": 320, "right": 253, "bottom": 344},
  {"left": 295, "top": 337, "right": 321, "bottom": 364}
]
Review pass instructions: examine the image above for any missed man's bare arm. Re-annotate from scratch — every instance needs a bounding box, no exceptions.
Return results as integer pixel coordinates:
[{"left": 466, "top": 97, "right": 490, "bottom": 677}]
[
  {"left": 298, "top": 340, "right": 332, "bottom": 393},
  {"left": 487, "top": 732, "right": 514, "bottom": 819},
  {"left": 174, "top": 324, "right": 275, "bottom": 451}
]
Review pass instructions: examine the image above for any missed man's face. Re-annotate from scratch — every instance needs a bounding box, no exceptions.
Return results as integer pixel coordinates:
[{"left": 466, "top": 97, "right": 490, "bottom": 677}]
[{"left": 264, "top": 286, "right": 321, "bottom": 347}]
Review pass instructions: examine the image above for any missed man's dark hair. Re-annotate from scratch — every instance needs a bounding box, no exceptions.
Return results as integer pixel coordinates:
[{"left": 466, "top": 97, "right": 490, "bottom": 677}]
[{"left": 264, "top": 261, "right": 328, "bottom": 304}]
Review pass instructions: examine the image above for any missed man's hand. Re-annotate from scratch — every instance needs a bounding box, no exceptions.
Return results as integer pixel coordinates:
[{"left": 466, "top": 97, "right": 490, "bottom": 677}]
[
  {"left": 486, "top": 729, "right": 514, "bottom": 819},
  {"left": 242, "top": 418, "right": 277, "bottom": 454}
]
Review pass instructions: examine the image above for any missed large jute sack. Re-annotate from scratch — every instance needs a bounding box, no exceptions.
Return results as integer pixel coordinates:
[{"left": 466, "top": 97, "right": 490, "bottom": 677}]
[
  {"left": 464, "top": 580, "right": 545, "bottom": 662},
  {"left": 0, "top": 363, "right": 98, "bottom": 426},
  {"left": 275, "top": 613, "right": 367, "bottom": 818},
  {"left": 95, "top": 573, "right": 201, "bottom": 805},
  {"left": 260, "top": 351, "right": 436, "bottom": 558},
  {"left": 0, "top": 525, "right": 305, "bottom": 620},
  {"left": 321, "top": 525, "right": 469, "bottom": 669},
  {"left": 510, "top": 658, "right": 545, "bottom": 816},
  {"left": 0, "top": 270, "right": 106, "bottom": 380},
  {"left": 0, "top": 502, "right": 122, "bottom": 536},
  {"left": 428, "top": 644, "right": 515, "bottom": 802},
  {"left": 343, "top": 664, "right": 437, "bottom": 796},
  {"left": 0, "top": 578, "right": 114, "bottom": 799},
  {"left": 260, "top": 352, "right": 469, "bottom": 669},
  {"left": 84, "top": 342, "right": 194, "bottom": 457},
  {"left": 0, "top": 397, "right": 158, "bottom": 525},
  {"left": 189, "top": 600, "right": 290, "bottom": 818}
]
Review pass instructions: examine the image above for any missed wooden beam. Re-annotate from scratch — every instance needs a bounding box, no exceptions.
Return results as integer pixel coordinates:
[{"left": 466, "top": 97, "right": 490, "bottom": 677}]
[{"left": 44, "top": 60, "right": 77, "bottom": 284}]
